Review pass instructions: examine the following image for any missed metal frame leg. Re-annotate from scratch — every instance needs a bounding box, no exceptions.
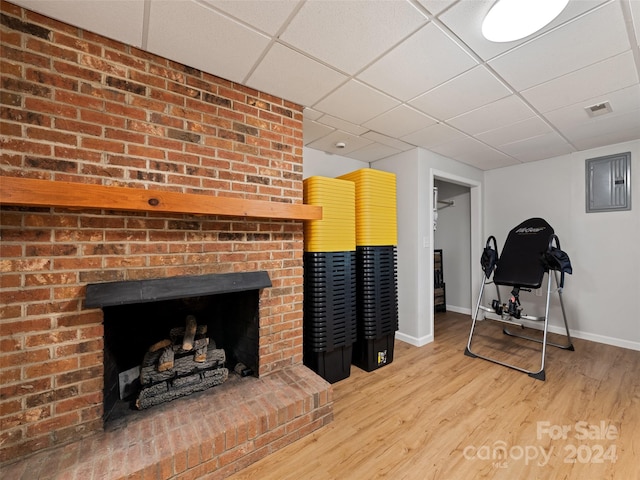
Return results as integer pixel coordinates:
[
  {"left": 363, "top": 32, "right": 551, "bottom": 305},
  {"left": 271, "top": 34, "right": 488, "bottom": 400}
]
[
  {"left": 464, "top": 273, "right": 488, "bottom": 360},
  {"left": 465, "top": 271, "right": 574, "bottom": 381}
]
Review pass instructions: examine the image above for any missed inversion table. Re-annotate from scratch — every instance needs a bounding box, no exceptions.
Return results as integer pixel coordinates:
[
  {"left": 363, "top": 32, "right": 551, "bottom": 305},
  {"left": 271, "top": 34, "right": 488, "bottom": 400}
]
[{"left": 464, "top": 218, "right": 574, "bottom": 380}]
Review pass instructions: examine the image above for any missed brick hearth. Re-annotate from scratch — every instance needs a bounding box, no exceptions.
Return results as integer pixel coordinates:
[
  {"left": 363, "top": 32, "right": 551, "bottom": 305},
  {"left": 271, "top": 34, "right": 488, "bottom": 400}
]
[
  {"left": 0, "top": 1, "right": 332, "bottom": 476},
  {"left": 2, "top": 366, "right": 332, "bottom": 479}
]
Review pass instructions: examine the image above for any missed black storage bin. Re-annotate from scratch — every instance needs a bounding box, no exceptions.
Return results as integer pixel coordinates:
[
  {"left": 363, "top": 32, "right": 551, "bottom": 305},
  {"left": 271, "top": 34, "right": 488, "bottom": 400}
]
[
  {"left": 303, "top": 251, "right": 357, "bottom": 382},
  {"left": 304, "top": 345, "right": 353, "bottom": 384},
  {"left": 353, "top": 246, "right": 398, "bottom": 372},
  {"left": 352, "top": 332, "right": 395, "bottom": 372}
]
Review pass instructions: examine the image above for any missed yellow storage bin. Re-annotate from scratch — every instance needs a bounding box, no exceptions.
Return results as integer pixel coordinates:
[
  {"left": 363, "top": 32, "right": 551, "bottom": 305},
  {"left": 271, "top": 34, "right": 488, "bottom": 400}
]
[
  {"left": 353, "top": 190, "right": 396, "bottom": 206},
  {"left": 303, "top": 176, "right": 356, "bottom": 252},
  {"left": 338, "top": 168, "right": 396, "bottom": 184},
  {"left": 337, "top": 169, "right": 397, "bottom": 246},
  {"left": 304, "top": 199, "right": 355, "bottom": 219}
]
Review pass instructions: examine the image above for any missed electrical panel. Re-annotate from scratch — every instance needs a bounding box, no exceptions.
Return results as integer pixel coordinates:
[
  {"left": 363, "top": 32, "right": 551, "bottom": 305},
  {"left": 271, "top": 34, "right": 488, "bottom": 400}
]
[{"left": 585, "top": 152, "right": 631, "bottom": 213}]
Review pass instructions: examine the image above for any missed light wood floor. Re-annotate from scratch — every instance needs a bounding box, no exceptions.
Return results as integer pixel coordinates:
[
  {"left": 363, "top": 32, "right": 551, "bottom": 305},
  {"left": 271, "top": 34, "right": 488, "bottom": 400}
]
[{"left": 229, "top": 312, "right": 640, "bottom": 480}]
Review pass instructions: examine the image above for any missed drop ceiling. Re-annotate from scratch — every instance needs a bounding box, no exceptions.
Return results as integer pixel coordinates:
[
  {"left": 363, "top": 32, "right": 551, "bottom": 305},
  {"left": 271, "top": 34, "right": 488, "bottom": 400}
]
[{"left": 12, "top": 0, "right": 640, "bottom": 170}]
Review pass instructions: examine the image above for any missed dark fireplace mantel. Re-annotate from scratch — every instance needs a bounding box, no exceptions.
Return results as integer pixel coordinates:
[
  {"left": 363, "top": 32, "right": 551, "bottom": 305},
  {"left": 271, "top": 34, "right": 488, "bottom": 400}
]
[{"left": 85, "top": 271, "right": 272, "bottom": 308}]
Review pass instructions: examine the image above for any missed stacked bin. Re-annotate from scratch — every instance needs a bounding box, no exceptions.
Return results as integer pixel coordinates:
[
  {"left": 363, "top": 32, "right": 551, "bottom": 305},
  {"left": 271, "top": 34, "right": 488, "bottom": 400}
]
[
  {"left": 338, "top": 169, "right": 398, "bottom": 372},
  {"left": 303, "top": 177, "right": 357, "bottom": 383}
]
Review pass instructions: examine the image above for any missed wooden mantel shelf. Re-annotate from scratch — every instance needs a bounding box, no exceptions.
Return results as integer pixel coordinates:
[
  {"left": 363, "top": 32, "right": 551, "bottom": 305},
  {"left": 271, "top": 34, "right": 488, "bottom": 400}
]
[{"left": 0, "top": 176, "right": 322, "bottom": 221}]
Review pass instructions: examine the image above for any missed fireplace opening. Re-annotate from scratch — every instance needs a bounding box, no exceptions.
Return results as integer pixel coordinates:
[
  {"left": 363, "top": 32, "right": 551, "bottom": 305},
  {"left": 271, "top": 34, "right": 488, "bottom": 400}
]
[{"left": 85, "top": 272, "right": 271, "bottom": 425}]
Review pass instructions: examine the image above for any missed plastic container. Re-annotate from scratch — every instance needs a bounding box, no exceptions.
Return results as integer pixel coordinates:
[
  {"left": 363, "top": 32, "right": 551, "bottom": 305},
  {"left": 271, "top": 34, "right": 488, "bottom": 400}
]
[
  {"left": 352, "top": 333, "right": 396, "bottom": 372},
  {"left": 352, "top": 246, "right": 398, "bottom": 368},
  {"left": 303, "top": 251, "right": 357, "bottom": 358},
  {"left": 304, "top": 345, "right": 353, "bottom": 384},
  {"left": 303, "top": 176, "right": 356, "bottom": 252},
  {"left": 337, "top": 169, "right": 397, "bottom": 247}
]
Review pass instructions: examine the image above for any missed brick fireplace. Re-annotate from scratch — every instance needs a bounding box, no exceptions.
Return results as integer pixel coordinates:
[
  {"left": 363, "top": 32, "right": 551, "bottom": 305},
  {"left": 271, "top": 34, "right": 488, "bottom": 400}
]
[{"left": 0, "top": 2, "right": 332, "bottom": 477}]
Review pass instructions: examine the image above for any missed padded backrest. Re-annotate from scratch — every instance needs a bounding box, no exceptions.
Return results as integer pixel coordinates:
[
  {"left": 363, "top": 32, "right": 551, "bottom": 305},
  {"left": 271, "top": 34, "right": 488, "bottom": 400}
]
[{"left": 493, "top": 218, "right": 554, "bottom": 289}]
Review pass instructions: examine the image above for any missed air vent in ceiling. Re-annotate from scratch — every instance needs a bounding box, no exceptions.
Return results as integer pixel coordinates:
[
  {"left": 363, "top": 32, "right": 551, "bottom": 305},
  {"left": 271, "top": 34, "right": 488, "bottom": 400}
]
[{"left": 585, "top": 101, "right": 613, "bottom": 118}]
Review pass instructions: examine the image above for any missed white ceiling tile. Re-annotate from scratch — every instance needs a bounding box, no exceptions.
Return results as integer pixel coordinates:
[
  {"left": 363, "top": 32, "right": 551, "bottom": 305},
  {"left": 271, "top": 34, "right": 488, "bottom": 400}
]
[
  {"left": 544, "top": 84, "right": 640, "bottom": 130},
  {"left": 429, "top": 136, "right": 519, "bottom": 170},
  {"left": 415, "top": 0, "right": 457, "bottom": 16},
  {"left": 630, "top": 0, "right": 640, "bottom": 43},
  {"left": 307, "top": 130, "right": 373, "bottom": 155},
  {"left": 303, "top": 120, "right": 334, "bottom": 144},
  {"left": 12, "top": 0, "right": 146, "bottom": 47},
  {"left": 400, "top": 123, "right": 466, "bottom": 149},
  {"left": 358, "top": 23, "right": 477, "bottom": 101},
  {"left": 496, "top": 132, "right": 575, "bottom": 163},
  {"left": 146, "top": 1, "right": 270, "bottom": 83},
  {"left": 567, "top": 111, "right": 640, "bottom": 150},
  {"left": 410, "top": 66, "right": 511, "bottom": 120},
  {"left": 349, "top": 143, "right": 402, "bottom": 162},
  {"left": 279, "top": 0, "right": 427, "bottom": 75},
  {"left": 438, "top": 0, "right": 609, "bottom": 61},
  {"left": 303, "top": 108, "right": 323, "bottom": 121},
  {"left": 436, "top": 0, "right": 497, "bottom": 59},
  {"left": 246, "top": 43, "right": 347, "bottom": 105},
  {"left": 488, "top": 2, "right": 631, "bottom": 91},
  {"left": 521, "top": 51, "right": 639, "bottom": 113},
  {"left": 448, "top": 96, "right": 535, "bottom": 135},
  {"left": 202, "top": 0, "right": 301, "bottom": 35},
  {"left": 317, "top": 115, "right": 369, "bottom": 136},
  {"left": 361, "top": 132, "right": 414, "bottom": 151},
  {"left": 544, "top": 85, "right": 640, "bottom": 150},
  {"left": 363, "top": 105, "right": 436, "bottom": 138},
  {"left": 313, "top": 80, "right": 400, "bottom": 125},
  {"left": 477, "top": 117, "right": 553, "bottom": 148}
]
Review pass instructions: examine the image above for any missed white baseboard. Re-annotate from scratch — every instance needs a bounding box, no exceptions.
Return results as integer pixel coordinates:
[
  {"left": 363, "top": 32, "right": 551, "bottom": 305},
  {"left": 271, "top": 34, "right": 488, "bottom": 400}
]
[
  {"left": 398, "top": 308, "right": 639, "bottom": 351},
  {"left": 396, "top": 306, "right": 471, "bottom": 347},
  {"left": 481, "top": 313, "right": 640, "bottom": 352},
  {"left": 560, "top": 328, "right": 640, "bottom": 351},
  {"left": 443, "top": 305, "right": 472, "bottom": 315},
  {"left": 395, "top": 331, "right": 433, "bottom": 347}
]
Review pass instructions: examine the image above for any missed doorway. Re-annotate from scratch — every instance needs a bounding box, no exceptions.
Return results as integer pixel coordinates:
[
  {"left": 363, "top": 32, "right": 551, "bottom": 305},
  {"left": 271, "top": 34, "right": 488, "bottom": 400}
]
[
  {"left": 429, "top": 169, "right": 482, "bottom": 340},
  {"left": 434, "top": 179, "right": 471, "bottom": 314}
]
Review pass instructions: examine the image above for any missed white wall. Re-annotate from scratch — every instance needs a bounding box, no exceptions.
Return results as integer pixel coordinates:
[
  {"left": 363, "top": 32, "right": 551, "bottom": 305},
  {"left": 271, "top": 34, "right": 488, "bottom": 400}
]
[
  {"left": 484, "top": 139, "right": 640, "bottom": 350},
  {"left": 373, "top": 148, "right": 484, "bottom": 346}
]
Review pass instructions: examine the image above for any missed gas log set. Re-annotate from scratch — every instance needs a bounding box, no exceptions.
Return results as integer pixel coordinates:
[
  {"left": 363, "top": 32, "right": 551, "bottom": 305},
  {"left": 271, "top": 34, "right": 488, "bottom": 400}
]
[{"left": 135, "top": 315, "right": 228, "bottom": 410}]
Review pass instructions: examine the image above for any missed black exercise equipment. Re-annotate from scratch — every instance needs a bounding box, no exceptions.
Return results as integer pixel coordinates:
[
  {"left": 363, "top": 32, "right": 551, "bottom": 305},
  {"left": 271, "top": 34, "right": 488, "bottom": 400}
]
[{"left": 465, "top": 218, "right": 574, "bottom": 380}]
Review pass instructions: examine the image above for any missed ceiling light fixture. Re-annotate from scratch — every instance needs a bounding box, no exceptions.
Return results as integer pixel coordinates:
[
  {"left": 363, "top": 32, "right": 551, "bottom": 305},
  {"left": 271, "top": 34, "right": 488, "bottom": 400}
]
[{"left": 482, "top": 0, "right": 569, "bottom": 43}]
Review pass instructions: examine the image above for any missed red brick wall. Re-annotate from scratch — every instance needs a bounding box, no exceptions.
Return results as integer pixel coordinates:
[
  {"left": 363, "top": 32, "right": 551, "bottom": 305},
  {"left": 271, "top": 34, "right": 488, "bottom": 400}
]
[{"left": 0, "top": 1, "right": 305, "bottom": 463}]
